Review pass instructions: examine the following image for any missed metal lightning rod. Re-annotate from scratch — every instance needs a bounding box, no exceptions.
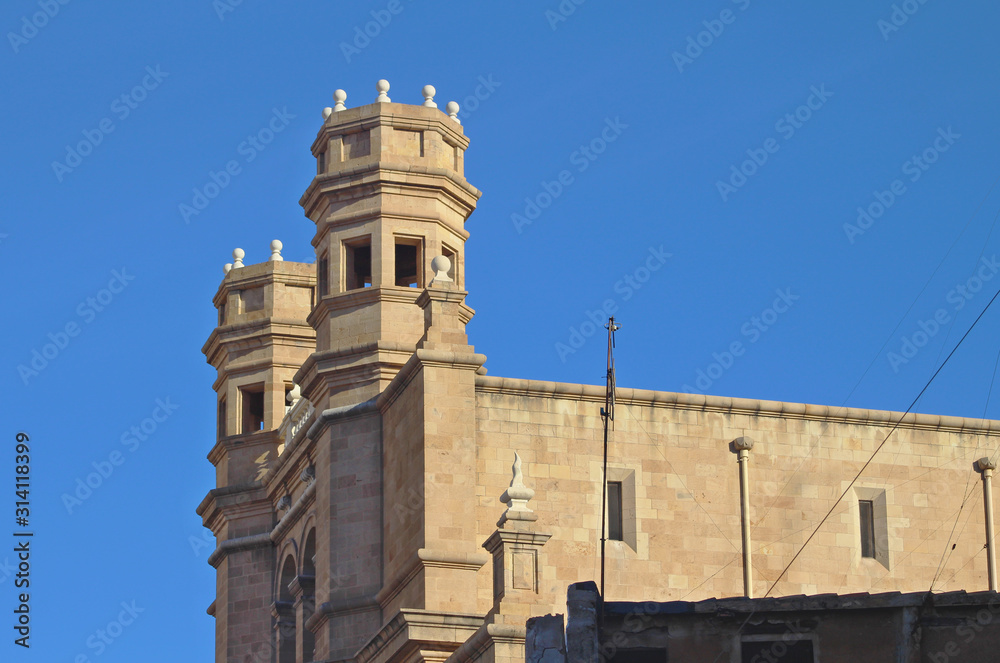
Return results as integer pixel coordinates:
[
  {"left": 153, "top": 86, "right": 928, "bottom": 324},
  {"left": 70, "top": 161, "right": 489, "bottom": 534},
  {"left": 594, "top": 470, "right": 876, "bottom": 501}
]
[{"left": 599, "top": 316, "right": 620, "bottom": 620}]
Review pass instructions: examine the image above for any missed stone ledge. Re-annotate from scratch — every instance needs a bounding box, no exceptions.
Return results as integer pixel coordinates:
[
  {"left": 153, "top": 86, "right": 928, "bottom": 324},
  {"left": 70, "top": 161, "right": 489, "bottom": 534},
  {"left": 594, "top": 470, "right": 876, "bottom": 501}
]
[
  {"left": 475, "top": 375, "right": 1000, "bottom": 435},
  {"left": 354, "top": 609, "right": 485, "bottom": 663},
  {"left": 206, "top": 532, "right": 273, "bottom": 568}
]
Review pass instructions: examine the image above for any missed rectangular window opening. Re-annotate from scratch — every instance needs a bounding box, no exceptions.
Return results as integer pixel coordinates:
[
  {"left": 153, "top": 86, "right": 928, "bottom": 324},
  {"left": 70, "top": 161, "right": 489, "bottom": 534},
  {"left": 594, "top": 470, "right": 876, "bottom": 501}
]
[
  {"left": 218, "top": 301, "right": 226, "bottom": 326},
  {"left": 318, "top": 254, "right": 329, "bottom": 297},
  {"left": 217, "top": 397, "right": 227, "bottom": 439},
  {"left": 443, "top": 245, "right": 458, "bottom": 284},
  {"left": 860, "top": 499, "right": 876, "bottom": 559},
  {"left": 608, "top": 481, "right": 623, "bottom": 542},
  {"left": 345, "top": 240, "right": 372, "bottom": 290},
  {"left": 318, "top": 151, "right": 326, "bottom": 174},
  {"left": 241, "top": 385, "right": 265, "bottom": 434},
  {"left": 395, "top": 240, "right": 420, "bottom": 288}
]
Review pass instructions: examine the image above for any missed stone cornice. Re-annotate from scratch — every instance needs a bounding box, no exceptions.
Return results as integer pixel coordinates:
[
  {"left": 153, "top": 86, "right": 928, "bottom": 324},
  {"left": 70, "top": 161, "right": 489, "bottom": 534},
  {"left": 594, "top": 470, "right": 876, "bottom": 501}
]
[
  {"left": 353, "top": 608, "right": 485, "bottom": 663},
  {"left": 209, "top": 260, "right": 316, "bottom": 308},
  {"left": 197, "top": 480, "right": 270, "bottom": 531},
  {"left": 207, "top": 532, "right": 273, "bottom": 568},
  {"left": 475, "top": 376, "right": 1000, "bottom": 435},
  {"left": 202, "top": 318, "right": 315, "bottom": 371},
  {"left": 374, "top": 548, "right": 490, "bottom": 611},
  {"left": 206, "top": 430, "right": 279, "bottom": 468},
  {"left": 482, "top": 529, "right": 552, "bottom": 555},
  {"left": 308, "top": 101, "right": 471, "bottom": 156},
  {"left": 303, "top": 398, "right": 380, "bottom": 442},
  {"left": 294, "top": 341, "right": 413, "bottom": 400},
  {"left": 308, "top": 208, "right": 471, "bottom": 249},
  {"left": 300, "top": 161, "right": 480, "bottom": 221},
  {"left": 445, "top": 622, "right": 526, "bottom": 663},
  {"left": 306, "top": 286, "right": 421, "bottom": 330},
  {"left": 377, "top": 349, "right": 486, "bottom": 412}
]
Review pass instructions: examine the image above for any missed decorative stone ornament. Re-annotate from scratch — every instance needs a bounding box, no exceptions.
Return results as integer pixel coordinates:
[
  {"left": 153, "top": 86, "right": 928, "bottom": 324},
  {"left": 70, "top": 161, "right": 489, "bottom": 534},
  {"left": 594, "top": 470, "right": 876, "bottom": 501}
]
[
  {"left": 223, "top": 263, "right": 232, "bottom": 275},
  {"left": 422, "top": 85, "right": 437, "bottom": 108},
  {"left": 300, "top": 465, "right": 316, "bottom": 484},
  {"left": 429, "top": 255, "right": 453, "bottom": 285},
  {"left": 270, "top": 239, "right": 283, "bottom": 261},
  {"left": 376, "top": 79, "right": 390, "bottom": 103},
  {"left": 276, "top": 495, "right": 292, "bottom": 512},
  {"left": 499, "top": 452, "right": 536, "bottom": 526},
  {"left": 232, "top": 248, "right": 245, "bottom": 269},
  {"left": 446, "top": 101, "right": 460, "bottom": 124},
  {"left": 286, "top": 384, "right": 301, "bottom": 404},
  {"left": 322, "top": 107, "right": 333, "bottom": 120},
  {"left": 333, "top": 89, "right": 347, "bottom": 112}
]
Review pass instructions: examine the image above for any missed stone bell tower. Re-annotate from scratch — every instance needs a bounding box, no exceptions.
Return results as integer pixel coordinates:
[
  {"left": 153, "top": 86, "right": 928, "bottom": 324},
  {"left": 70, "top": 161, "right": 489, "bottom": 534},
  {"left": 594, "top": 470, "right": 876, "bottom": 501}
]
[
  {"left": 297, "top": 80, "right": 481, "bottom": 411},
  {"left": 201, "top": 79, "right": 489, "bottom": 663}
]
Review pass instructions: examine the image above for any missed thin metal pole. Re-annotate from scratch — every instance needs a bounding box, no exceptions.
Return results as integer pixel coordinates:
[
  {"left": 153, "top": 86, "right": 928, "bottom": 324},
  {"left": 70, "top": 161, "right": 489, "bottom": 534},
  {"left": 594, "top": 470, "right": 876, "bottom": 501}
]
[
  {"left": 737, "top": 449, "right": 753, "bottom": 598},
  {"left": 600, "top": 317, "right": 618, "bottom": 614},
  {"left": 977, "top": 458, "right": 998, "bottom": 591},
  {"left": 732, "top": 437, "right": 754, "bottom": 597}
]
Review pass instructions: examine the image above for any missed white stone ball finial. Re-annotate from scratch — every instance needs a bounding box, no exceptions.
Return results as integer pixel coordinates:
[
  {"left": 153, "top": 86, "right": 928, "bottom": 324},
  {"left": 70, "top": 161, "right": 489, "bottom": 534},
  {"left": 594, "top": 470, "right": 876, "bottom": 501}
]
[
  {"left": 429, "top": 255, "right": 453, "bottom": 285},
  {"left": 270, "top": 239, "right": 283, "bottom": 262},
  {"left": 333, "top": 89, "right": 347, "bottom": 112},
  {"left": 223, "top": 263, "right": 232, "bottom": 275},
  {"left": 446, "top": 101, "right": 460, "bottom": 124},
  {"left": 422, "top": 85, "right": 437, "bottom": 108},
  {"left": 232, "top": 248, "right": 245, "bottom": 269},
  {"left": 376, "top": 79, "right": 391, "bottom": 103},
  {"left": 322, "top": 107, "right": 333, "bottom": 120}
]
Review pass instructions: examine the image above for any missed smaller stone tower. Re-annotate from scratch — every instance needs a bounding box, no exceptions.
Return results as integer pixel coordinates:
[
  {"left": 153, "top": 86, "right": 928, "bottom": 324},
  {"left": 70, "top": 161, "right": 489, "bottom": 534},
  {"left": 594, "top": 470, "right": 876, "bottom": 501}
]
[{"left": 199, "top": 243, "right": 316, "bottom": 663}]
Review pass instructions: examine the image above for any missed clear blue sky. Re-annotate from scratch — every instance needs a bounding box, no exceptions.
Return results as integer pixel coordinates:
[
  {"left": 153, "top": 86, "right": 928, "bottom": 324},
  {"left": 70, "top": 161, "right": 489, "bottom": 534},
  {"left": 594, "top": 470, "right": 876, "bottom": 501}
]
[{"left": 2, "top": 1, "right": 1000, "bottom": 660}]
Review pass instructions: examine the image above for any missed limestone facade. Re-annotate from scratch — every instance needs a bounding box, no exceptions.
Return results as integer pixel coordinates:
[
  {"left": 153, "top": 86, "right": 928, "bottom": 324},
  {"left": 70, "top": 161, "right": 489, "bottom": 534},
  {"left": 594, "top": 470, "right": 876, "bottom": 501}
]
[{"left": 198, "top": 86, "right": 1000, "bottom": 663}]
